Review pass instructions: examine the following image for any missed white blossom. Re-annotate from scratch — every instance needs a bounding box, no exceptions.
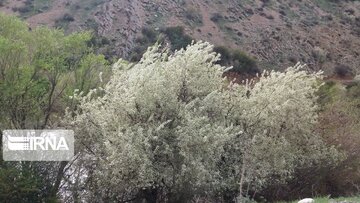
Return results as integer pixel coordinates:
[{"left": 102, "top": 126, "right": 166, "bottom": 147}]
[{"left": 65, "top": 42, "right": 340, "bottom": 201}]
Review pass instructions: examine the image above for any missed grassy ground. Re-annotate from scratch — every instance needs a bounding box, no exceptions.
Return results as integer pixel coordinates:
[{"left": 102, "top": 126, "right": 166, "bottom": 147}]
[{"left": 277, "top": 196, "right": 360, "bottom": 203}]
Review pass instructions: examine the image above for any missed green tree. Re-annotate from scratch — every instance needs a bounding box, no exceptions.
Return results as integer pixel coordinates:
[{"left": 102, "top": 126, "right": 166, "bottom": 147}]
[{"left": 0, "top": 13, "right": 109, "bottom": 202}]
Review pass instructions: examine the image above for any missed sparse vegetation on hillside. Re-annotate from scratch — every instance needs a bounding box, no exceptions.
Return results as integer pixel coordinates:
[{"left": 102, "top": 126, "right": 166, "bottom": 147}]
[
  {"left": 129, "top": 26, "right": 193, "bottom": 61},
  {"left": 184, "top": 6, "right": 203, "bottom": 27},
  {"left": 1, "top": 0, "right": 359, "bottom": 74},
  {"left": 54, "top": 13, "right": 75, "bottom": 29},
  {"left": 129, "top": 26, "right": 259, "bottom": 76},
  {"left": 12, "top": 0, "right": 52, "bottom": 17}
]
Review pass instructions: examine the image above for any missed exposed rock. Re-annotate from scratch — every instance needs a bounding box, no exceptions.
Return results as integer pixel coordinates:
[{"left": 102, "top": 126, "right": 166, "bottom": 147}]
[{"left": 94, "top": 0, "right": 146, "bottom": 57}]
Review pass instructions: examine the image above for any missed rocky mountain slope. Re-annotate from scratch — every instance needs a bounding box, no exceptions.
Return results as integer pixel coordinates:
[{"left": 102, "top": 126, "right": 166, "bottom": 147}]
[{"left": 1, "top": 0, "right": 360, "bottom": 74}]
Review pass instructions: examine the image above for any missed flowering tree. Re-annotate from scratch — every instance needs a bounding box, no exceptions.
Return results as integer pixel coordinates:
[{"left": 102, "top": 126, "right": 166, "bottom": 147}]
[
  {"left": 219, "top": 66, "right": 340, "bottom": 201},
  {"left": 66, "top": 42, "right": 339, "bottom": 202}
]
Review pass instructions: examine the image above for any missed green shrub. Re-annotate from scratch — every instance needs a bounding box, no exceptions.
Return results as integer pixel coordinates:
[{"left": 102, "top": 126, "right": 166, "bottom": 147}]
[
  {"left": 210, "top": 13, "right": 223, "bottom": 23},
  {"left": 346, "top": 81, "right": 360, "bottom": 98},
  {"left": 13, "top": 0, "right": 51, "bottom": 16},
  {"left": 61, "top": 13, "right": 75, "bottom": 22},
  {"left": 162, "top": 26, "right": 192, "bottom": 51},
  {"left": 23, "top": 0, "right": 32, "bottom": 6},
  {"left": 334, "top": 64, "right": 354, "bottom": 78},
  {"left": 13, "top": 6, "right": 31, "bottom": 13},
  {"left": 317, "top": 80, "right": 337, "bottom": 107},
  {"left": 55, "top": 13, "right": 75, "bottom": 29},
  {"left": 85, "top": 18, "right": 99, "bottom": 32},
  {"left": 213, "top": 46, "right": 259, "bottom": 75},
  {"left": 129, "top": 45, "right": 147, "bottom": 62},
  {"left": 352, "top": 17, "right": 360, "bottom": 36},
  {"left": 129, "top": 27, "right": 163, "bottom": 62},
  {"left": 88, "top": 35, "right": 110, "bottom": 48},
  {"left": 213, "top": 46, "right": 232, "bottom": 63},
  {"left": 13, "top": 3, "right": 33, "bottom": 14},
  {"left": 141, "top": 27, "right": 158, "bottom": 41},
  {"left": 184, "top": 7, "right": 203, "bottom": 26},
  {"left": 132, "top": 27, "right": 257, "bottom": 76},
  {"left": 231, "top": 50, "right": 258, "bottom": 74}
]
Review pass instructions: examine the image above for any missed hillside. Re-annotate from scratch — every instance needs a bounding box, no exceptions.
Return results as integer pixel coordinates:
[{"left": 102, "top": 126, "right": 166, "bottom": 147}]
[{"left": 1, "top": 0, "right": 360, "bottom": 74}]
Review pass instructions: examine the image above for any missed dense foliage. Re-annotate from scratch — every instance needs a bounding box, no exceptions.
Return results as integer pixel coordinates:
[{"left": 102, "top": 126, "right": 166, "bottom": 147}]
[
  {"left": 65, "top": 42, "right": 339, "bottom": 202},
  {"left": 0, "top": 14, "right": 109, "bottom": 202}
]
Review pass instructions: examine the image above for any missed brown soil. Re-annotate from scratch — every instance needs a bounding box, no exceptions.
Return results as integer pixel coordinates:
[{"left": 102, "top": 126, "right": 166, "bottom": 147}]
[
  {"left": 0, "top": 0, "right": 25, "bottom": 15},
  {"left": 26, "top": 0, "right": 68, "bottom": 27}
]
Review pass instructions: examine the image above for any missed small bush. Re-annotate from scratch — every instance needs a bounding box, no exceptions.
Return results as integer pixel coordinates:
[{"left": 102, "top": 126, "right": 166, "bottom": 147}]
[
  {"left": 88, "top": 35, "right": 110, "bottom": 48},
  {"left": 23, "top": 0, "right": 32, "bottom": 6},
  {"left": 13, "top": 5, "right": 33, "bottom": 14},
  {"left": 85, "top": 18, "right": 99, "bottom": 32},
  {"left": 232, "top": 50, "right": 259, "bottom": 74},
  {"left": 317, "top": 80, "right": 337, "bottom": 106},
  {"left": 61, "top": 13, "right": 75, "bottom": 22},
  {"left": 12, "top": 0, "right": 35, "bottom": 15},
  {"left": 355, "top": 17, "right": 360, "bottom": 26},
  {"left": 279, "top": 10, "right": 286, "bottom": 16},
  {"left": 352, "top": 17, "right": 360, "bottom": 36},
  {"left": 162, "top": 26, "right": 192, "bottom": 51},
  {"left": 141, "top": 27, "right": 158, "bottom": 42},
  {"left": 184, "top": 7, "right": 203, "bottom": 26},
  {"left": 260, "top": 0, "right": 271, "bottom": 4},
  {"left": 345, "top": 8, "right": 355, "bottom": 15},
  {"left": 214, "top": 46, "right": 259, "bottom": 75},
  {"left": 346, "top": 81, "right": 360, "bottom": 98},
  {"left": 245, "top": 8, "right": 254, "bottom": 15},
  {"left": 213, "top": 46, "right": 232, "bottom": 64},
  {"left": 55, "top": 14, "right": 75, "bottom": 28},
  {"left": 312, "top": 46, "right": 326, "bottom": 64},
  {"left": 265, "top": 14, "right": 274, "bottom": 20},
  {"left": 129, "top": 27, "right": 163, "bottom": 62},
  {"left": 129, "top": 46, "right": 145, "bottom": 62},
  {"left": 334, "top": 64, "right": 354, "bottom": 78},
  {"left": 210, "top": 13, "right": 223, "bottom": 22}
]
